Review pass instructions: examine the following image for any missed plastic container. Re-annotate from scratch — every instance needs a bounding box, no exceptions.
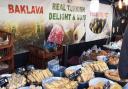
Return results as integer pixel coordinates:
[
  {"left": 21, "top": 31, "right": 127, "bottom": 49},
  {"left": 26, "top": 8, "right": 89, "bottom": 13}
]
[
  {"left": 42, "top": 77, "right": 62, "bottom": 89},
  {"left": 89, "top": 77, "right": 114, "bottom": 86},
  {"left": 110, "top": 78, "right": 126, "bottom": 87},
  {"left": 123, "top": 83, "right": 128, "bottom": 89},
  {"left": 97, "top": 55, "right": 108, "bottom": 62},
  {"left": 26, "top": 65, "right": 35, "bottom": 71},
  {"left": 52, "top": 66, "right": 66, "bottom": 77},
  {"left": 42, "top": 77, "right": 78, "bottom": 89},
  {"left": 48, "top": 58, "right": 59, "bottom": 71},
  {"left": 16, "top": 67, "right": 26, "bottom": 75}
]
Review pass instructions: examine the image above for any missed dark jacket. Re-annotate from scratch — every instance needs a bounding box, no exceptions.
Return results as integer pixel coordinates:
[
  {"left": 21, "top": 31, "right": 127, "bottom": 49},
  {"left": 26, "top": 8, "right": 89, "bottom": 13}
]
[{"left": 119, "top": 25, "right": 128, "bottom": 79}]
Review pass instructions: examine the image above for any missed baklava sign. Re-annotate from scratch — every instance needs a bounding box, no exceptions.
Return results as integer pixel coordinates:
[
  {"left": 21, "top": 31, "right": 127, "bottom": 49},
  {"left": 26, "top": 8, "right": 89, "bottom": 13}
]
[
  {"left": 0, "top": 0, "right": 44, "bottom": 17},
  {"left": 0, "top": 0, "right": 46, "bottom": 53},
  {"left": 8, "top": 4, "right": 43, "bottom": 14}
]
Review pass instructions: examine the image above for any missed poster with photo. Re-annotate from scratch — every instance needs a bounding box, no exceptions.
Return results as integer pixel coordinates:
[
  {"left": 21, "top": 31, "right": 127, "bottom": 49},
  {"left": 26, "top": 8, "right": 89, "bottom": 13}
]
[
  {"left": 85, "top": 2, "right": 113, "bottom": 42},
  {"left": 0, "top": 0, "right": 112, "bottom": 53},
  {"left": 0, "top": 0, "right": 87, "bottom": 53},
  {"left": 44, "top": 0, "right": 86, "bottom": 45},
  {"left": 0, "top": 0, "right": 46, "bottom": 53}
]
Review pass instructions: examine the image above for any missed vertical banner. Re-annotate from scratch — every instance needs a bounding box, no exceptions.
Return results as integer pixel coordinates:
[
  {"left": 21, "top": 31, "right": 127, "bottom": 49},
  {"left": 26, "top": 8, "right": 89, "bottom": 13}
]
[{"left": 85, "top": 3, "right": 113, "bottom": 42}]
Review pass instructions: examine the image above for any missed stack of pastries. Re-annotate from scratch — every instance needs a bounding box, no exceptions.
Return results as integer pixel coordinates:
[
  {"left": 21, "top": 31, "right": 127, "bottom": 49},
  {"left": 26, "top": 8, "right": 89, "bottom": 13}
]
[
  {"left": 65, "top": 66, "right": 94, "bottom": 83},
  {"left": 83, "top": 61, "right": 108, "bottom": 72},
  {"left": 108, "top": 56, "right": 119, "bottom": 65},
  {"left": 77, "top": 67, "right": 94, "bottom": 83},
  {"left": 27, "top": 69, "right": 53, "bottom": 83},
  {"left": 88, "top": 82, "right": 122, "bottom": 89},
  {"left": 98, "top": 50, "right": 108, "bottom": 56},
  {"left": 43, "top": 78, "right": 78, "bottom": 89},
  {"left": 29, "top": 85, "right": 42, "bottom": 89},
  {"left": 105, "top": 69, "right": 120, "bottom": 81},
  {"left": 90, "top": 50, "right": 108, "bottom": 60},
  {"left": 104, "top": 69, "right": 128, "bottom": 83},
  {"left": 7, "top": 73, "right": 26, "bottom": 89}
]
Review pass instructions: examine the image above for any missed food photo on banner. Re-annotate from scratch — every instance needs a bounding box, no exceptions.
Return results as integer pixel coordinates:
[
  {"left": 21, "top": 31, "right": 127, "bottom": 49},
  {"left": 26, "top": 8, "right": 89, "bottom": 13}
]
[
  {"left": 44, "top": 0, "right": 86, "bottom": 45},
  {"left": 85, "top": 2, "right": 113, "bottom": 42},
  {"left": 0, "top": 0, "right": 87, "bottom": 53},
  {"left": 62, "top": 22, "right": 86, "bottom": 44}
]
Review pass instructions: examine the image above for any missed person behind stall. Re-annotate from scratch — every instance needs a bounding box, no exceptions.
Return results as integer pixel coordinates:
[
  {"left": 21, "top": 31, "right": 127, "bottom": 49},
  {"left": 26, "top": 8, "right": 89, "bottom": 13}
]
[{"left": 118, "top": 24, "right": 128, "bottom": 79}]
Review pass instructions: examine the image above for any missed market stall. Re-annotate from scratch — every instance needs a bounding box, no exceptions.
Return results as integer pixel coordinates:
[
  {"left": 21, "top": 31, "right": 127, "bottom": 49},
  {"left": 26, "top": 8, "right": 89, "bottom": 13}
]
[
  {"left": 0, "top": 0, "right": 128, "bottom": 89},
  {"left": 0, "top": 45, "right": 126, "bottom": 89}
]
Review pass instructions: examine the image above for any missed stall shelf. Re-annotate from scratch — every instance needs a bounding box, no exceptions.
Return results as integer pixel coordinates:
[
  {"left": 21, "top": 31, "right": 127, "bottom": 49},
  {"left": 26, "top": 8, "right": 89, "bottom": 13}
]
[
  {"left": 27, "top": 45, "right": 63, "bottom": 68},
  {"left": 0, "top": 30, "right": 14, "bottom": 74}
]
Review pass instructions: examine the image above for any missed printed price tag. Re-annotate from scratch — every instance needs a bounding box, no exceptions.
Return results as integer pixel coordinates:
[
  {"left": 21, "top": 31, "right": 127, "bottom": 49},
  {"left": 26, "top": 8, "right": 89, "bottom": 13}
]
[
  {"left": 0, "top": 77, "right": 8, "bottom": 87},
  {"left": 68, "top": 68, "right": 82, "bottom": 80}
]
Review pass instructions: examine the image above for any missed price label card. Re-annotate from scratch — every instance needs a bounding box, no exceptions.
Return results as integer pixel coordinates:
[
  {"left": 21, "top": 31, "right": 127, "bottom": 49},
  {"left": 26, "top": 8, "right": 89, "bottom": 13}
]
[
  {"left": 0, "top": 77, "right": 8, "bottom": 87},
  {"left": 68, "top": 68, "right": 82, "bottom": 80}
]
